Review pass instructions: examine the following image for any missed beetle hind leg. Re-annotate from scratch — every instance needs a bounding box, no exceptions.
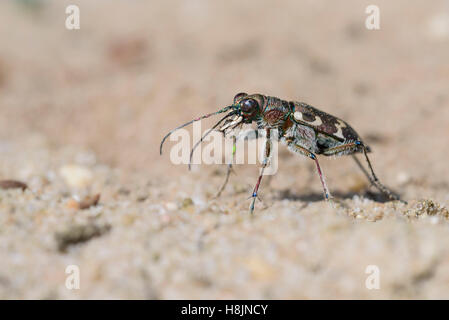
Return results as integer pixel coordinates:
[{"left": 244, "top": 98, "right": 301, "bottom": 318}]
[
  {"left": 321, "top": 141, "right": 361, "bottom": 157},
  {"left": 321, "top": 140, "right": 405, "bottom": 203},
  {"left": 356, "top": 147, "right": 406, "bottom": 204}
]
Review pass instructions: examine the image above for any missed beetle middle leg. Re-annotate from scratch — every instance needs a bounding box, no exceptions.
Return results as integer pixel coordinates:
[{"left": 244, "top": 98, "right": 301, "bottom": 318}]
[{"left": 286, "top": 138, "right": 333, "bottom": 201}]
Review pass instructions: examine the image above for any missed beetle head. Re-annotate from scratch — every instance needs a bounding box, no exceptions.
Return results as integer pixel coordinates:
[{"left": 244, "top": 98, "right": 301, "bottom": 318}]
[{"left": 233, "top": 92, "right": 263, "bottom": 123}]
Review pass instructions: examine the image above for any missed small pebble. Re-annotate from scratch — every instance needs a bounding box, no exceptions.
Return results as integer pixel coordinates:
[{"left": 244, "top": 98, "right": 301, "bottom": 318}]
[
  {"left": 59, "top": 164, "right": 93, "bottom": 188},
  {"left": 65, "top": 194, "right": 101, "bottom": 210},
  {"left": 0, "top": 180, "right": 28, "bottom": 190}
]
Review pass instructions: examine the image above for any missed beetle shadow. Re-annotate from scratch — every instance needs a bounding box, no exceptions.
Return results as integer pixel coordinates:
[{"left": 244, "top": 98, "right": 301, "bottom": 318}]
[{"left": 276, "top": 189, "right": 398, "bottom": 204}]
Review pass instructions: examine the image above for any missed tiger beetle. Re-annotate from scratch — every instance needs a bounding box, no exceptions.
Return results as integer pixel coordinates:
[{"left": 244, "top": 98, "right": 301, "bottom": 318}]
[{"left": 160, "top": 93, "right": 405, "bottom": 213}]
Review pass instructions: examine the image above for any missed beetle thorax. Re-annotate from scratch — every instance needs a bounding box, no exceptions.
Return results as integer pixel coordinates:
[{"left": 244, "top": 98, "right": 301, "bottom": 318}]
[{"left": 257, "top": 96, "right": 291, "bottom": 129}]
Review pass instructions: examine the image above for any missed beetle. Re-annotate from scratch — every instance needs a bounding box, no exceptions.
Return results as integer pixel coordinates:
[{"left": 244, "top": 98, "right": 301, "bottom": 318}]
[{"left": 160, "top": 93, "right": 405, "bottom": 213}]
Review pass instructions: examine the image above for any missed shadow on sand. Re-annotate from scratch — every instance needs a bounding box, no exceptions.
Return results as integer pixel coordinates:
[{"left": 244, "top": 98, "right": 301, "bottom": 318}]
[{"left": 276, "top": 189, "right": 401, "bottom": 204}]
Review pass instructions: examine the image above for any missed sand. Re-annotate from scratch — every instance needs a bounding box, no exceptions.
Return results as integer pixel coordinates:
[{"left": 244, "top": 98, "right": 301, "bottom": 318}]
[{"left": 1, "top": 0, "right": 449, "bottom": 299}]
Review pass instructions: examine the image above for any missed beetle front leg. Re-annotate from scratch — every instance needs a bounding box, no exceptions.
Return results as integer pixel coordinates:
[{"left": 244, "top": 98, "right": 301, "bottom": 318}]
[
  {"left": 216, "top": 129, "right": 260, "bottom": 198},
  {"left": 215, "top": 136, "right": 236, "bottom": 198},
  {"left": 249, "top": 128, "right": 271, "bottom": 213}
]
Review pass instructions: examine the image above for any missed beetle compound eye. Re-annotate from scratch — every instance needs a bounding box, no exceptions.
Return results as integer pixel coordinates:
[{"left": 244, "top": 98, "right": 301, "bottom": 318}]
[
  {"left": 241, "top": 99, "right": 258, "bottom": 113},
  {"left": 234, "top": 92, "right": 248, "bottom": 104}
]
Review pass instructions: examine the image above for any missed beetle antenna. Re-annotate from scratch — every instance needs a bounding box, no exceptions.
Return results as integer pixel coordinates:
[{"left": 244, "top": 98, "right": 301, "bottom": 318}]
[
  {"left": 188, "top": 111, "right": 238, "bottom": 170},
  {"left": 160, "top": 106, "right": 234, "bottom": 155}
]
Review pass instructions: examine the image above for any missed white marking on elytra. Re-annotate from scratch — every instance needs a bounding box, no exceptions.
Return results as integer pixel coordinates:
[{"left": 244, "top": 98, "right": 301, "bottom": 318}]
[
  {"left": 293, "top": 111, "right": 323, "bottom": 126},
  {"left": 334, "top": 119, "right": 347, "bottom": 139}
]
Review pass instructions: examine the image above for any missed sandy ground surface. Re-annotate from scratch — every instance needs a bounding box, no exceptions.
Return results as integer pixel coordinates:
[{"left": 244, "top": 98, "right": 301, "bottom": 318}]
[{"left": 1, "top": 0, "right": 449, "bottom": 299}]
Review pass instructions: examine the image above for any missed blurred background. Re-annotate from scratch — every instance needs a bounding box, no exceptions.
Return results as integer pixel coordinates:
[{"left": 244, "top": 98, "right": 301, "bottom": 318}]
[
  {"left": 1, "top": 0, "right": 449, "bottom": 299},
  {"left": 1, "top": 0, "right": 448, "bottom": 177}
]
